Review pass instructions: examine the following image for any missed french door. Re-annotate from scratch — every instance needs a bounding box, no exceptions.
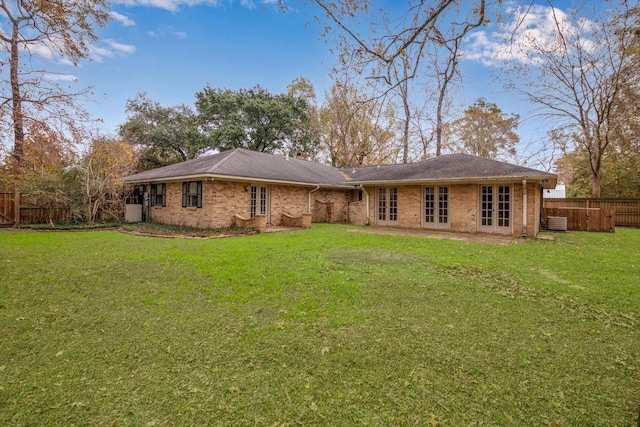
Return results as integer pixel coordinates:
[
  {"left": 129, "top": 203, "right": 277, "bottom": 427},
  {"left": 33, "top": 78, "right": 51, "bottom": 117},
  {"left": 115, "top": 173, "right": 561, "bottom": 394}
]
[
  {"left": 479, "top": 185, "right": 511, "bottom": 233},
  {"left": 377, "top": 187, "right": 398, "bottom": 226},
  {"left": 250, "top": 185, "right": 269, "bottom": 222},
  {"left": 423, "top": 186, "right": 449, "bottom": 229}
]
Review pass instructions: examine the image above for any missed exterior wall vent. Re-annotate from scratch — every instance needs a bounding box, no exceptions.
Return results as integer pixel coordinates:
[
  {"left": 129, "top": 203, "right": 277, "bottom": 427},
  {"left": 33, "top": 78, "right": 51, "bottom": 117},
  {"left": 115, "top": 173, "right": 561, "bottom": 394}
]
[{"left": 547, "top": 216, "right": 567, "bottom": 231}]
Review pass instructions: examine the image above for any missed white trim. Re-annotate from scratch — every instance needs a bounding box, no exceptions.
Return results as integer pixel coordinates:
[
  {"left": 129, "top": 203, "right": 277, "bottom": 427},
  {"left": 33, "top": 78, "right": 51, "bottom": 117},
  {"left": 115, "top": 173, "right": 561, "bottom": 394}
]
[
  {"left": 478, "top": 184, "right": 513, "bottom": 234},
  {"left": 124, "top": 173, "right": 356, "bottom": 189},
  {"left": 350, "top": 175, "right": 556, "bottom": 188},
  {"left": 421, "top": 185, "right": 450, "bottom": 230}
]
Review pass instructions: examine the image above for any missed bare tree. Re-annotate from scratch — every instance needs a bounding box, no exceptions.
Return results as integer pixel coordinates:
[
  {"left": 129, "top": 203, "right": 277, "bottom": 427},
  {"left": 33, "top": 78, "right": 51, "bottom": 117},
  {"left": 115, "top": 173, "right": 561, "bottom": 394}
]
[
  {"left": 0, "top": 0, "right": 109, "bottom": 166},
  {"left": 504, "top": 1, "right": 639, "bottom": 197},
  {"left": 319, "top": 79, "right": 398, "bottom": 168},
  {"left": 308, "top": 1, "right": 490, "bottom": 162}
]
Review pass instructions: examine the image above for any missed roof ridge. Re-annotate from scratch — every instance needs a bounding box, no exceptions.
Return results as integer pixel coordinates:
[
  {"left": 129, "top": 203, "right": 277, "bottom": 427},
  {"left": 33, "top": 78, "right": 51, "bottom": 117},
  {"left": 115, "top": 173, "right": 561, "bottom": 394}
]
[{"left": 206, "top": 148, "right": 239, "bottom": 173}]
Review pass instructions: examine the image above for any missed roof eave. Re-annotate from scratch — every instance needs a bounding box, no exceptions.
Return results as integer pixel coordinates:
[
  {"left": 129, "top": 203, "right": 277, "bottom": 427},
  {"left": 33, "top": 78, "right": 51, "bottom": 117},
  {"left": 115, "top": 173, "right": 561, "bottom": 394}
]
[
  {"left": 349, "top": 175, "right": 558, "bottom": 188},
  {"left": 122, "top": 173, "right": 356, "bottom": 189}
]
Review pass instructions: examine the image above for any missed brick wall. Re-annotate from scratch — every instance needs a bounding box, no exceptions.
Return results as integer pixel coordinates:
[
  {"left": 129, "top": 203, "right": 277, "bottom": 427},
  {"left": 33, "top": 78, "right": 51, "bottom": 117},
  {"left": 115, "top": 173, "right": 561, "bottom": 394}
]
[
  {"left": 347, "top": 200, "right": 368, "bottom": 225},
  {"left": 449, "top": 184, "right": 478, "bottom": 233},
  {"left": 362, "top": 182, "right": 543, "bottom": 237},
  {"left": 147, "top": 178, "right": 544, "bottom": 236},
  {"left": 270, "top": 185, "right": 308, "bottom": 226},
  {"left": 150, "top": 181, "right": 219, "bottom": 228},
  {"left": 311, "top": 189, "right": 350, "bottom": 223},
  {"left": 150, "top": 179, "right": 314, "bottom": 229}
]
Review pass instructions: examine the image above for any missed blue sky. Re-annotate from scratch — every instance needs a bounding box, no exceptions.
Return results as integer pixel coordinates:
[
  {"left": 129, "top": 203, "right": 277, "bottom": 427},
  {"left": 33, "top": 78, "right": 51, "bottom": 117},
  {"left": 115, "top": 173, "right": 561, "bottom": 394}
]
[
  {"left": 3, "top": 0, "right": 610, "bottom": 168},
  {"left": 80, "top": 1, "right": 333, "bottom": 136}
]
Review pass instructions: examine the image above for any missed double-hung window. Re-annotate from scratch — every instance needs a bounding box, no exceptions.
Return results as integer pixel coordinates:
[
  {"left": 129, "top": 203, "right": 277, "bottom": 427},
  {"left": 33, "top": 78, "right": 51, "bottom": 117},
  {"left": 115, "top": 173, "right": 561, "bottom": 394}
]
[
  {"left": 182, "top": 181, "right": 202, "bottom": 208},
  {"left": 150, "top": 183, "right": 166, "bottom": 207}
]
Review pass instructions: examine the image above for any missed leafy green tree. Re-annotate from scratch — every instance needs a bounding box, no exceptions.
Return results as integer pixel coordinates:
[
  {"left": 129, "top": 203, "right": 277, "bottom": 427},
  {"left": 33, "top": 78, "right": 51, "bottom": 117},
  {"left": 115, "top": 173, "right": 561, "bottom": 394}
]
[
  {"left": 557, "top": 145, "right": 640, "bottom": 199},
  {"left": 119, "top": 93, "right": 209, "bottom": 170},
  {"left": 0, "top": 0, "right": 110, "bottom": 166},
  {"left": 444, "top": 98, "right": 519, "bottom": 159},
  {"left": 195, "top": 85, "right": 312, "bottom": 154},
  {"left": 0, "top": 122, "right": 86, "bottom": 222}
]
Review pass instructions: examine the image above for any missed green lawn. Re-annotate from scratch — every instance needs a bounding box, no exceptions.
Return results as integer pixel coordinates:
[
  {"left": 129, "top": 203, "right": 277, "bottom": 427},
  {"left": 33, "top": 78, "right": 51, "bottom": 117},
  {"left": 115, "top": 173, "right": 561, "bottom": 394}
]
[{"left": 1, "top": 225, "right": 639, "bottom": 426}]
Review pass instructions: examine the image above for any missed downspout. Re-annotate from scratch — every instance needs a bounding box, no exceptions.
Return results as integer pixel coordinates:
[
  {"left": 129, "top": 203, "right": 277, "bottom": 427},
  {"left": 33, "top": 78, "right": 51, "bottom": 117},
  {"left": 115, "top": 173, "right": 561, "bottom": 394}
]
[
  {"left": 145, "top": 182, "right": 151, "bottom": 223},
  {"left": 522, "top": 179, "right": 527, "bottom": 237},
  {"left": 308, "top": 185, "right": 320, "bottom": 214},
  {"left": 362, "top": 185, "right": 370, "bottom": 225},
  {"left": 540, "top": 186, "right": 546, "bottom": 230}
]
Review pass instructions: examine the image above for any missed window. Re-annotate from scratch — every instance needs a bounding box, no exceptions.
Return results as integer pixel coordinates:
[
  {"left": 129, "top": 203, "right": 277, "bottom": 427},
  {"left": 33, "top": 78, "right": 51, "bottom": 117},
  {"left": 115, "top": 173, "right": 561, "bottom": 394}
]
[
  {"left": 182, "top": 181, "right": 202, "bottom": 208},
  {"left": 424, "top": 186, "right": 448, "bottom": 228},
  {"left": 250, "top": 185, "right": 268, "bottom": 217},
  {"left": 150, "top": 183, "right": 166, "bottom": 207}
]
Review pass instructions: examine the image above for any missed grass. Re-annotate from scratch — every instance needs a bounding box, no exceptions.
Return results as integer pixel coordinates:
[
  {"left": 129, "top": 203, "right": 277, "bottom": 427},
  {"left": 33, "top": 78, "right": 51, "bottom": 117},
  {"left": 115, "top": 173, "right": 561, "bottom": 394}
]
[
  {"left": 16, "top": 221, "right": 258, "bottom": 237},
  {"left": 120, "top": 222, "right": 259, "bottom": 237},
  {"left": 0, "top": 225, "right": 638, "bottom": 426}
]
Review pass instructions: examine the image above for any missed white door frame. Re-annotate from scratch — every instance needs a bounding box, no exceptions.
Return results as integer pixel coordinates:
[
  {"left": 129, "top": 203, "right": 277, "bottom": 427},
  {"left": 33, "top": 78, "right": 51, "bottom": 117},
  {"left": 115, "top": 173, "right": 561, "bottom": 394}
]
[
  {"left": 478, "top": 184, "right": 512, "bottom": 234},
  {"left": 376, "top": 187, "right": 399, "bottom": 226}
]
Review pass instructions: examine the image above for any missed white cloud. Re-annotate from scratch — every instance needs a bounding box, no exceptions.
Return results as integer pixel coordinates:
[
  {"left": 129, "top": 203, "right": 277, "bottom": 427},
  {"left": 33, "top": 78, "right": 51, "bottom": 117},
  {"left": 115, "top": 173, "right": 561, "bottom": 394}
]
[
  {"left": 26, "top": 42, "right": 57, "bottom": 60},
  {"left": 105, "top": 39, "right": 137, "bottom": 55},
  {"left": 147, "top": 25, "right": 188, "bottom": 39},
  {"left": 463, "top": 4, "right": 592, "bottom": 66},
  {"left": 241, "top": 0, "right": 256, "bottom": 10},
  {"left": 90, "top": 39, "right": 136, "bottom": 61},
  {"left": 113, "top": 0, "right": 221, "bottom": 12},
  {"left": 42, "top": 73, "right": 78, "bottom": 82},
  {"left": 110, "top": 11, "right": 136, "bottom": 27},
  {"left": 112, "top": 0, "right": 277, "bottom": 12}
]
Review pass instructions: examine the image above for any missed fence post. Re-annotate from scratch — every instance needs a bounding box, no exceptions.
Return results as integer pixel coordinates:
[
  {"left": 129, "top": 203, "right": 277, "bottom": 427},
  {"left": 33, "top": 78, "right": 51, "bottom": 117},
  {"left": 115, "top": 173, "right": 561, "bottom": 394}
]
[{"left": 14, "top": 191, "right": 20, "bottom": 226}]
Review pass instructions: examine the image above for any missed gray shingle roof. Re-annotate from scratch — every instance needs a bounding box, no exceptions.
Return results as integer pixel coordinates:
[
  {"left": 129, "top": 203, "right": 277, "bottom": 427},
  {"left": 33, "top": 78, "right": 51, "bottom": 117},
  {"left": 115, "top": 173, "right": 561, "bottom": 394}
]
[
  {"left": 122, "top": 148, "right": 351, "bottom": 187},
  {"left": 122, "top": 150, "right": 557, "bottom": 188},
  {"left": 342, "top": 153, "right": 556, "bottom": 187}
]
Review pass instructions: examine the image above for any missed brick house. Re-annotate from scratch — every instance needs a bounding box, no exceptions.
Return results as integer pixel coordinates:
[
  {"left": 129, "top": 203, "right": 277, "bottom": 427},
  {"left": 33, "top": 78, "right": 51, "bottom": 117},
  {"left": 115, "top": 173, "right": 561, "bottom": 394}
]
[{"left": 122, "top": 148, "right": 556, "bottom": 237}]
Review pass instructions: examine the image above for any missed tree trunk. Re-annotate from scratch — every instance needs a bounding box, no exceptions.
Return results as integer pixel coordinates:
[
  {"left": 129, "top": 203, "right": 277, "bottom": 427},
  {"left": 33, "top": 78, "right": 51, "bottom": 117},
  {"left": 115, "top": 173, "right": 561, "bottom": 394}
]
[
  {"left": 10, "top": 23, "right": 25, "bottom": 166},
  {"left": 435, "top": 72, "right": 447, "bottom": 157},
  {"left": 591, "top": 172, "right": 601, "bottom": 199},
  {"left": 402, "top": 114, "right": 409, "bottom": 164},
  {"left": 401, "top": 79, "right": 410, "bottom": 164}
]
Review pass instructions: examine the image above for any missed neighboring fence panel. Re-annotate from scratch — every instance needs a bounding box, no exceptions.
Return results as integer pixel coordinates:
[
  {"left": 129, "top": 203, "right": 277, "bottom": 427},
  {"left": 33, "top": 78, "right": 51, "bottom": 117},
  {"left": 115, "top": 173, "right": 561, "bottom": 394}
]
[
  {"left": 0, "top": 190, "right": 16, "bottom": 227},
  {"left": 544, "top": 199, "right": 640, "bottom": 228},
  {"left": 20, "top": 207, "right": 71, "bottom": 224},
  {"left": 543, "top": 207, "right": 615, "bottom": 232}
]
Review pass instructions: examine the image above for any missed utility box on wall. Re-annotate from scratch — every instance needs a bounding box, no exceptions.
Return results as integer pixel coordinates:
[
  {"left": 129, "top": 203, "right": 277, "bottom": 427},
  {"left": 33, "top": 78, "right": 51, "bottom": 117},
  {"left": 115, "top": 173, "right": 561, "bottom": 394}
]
[{"left": 125, "top": 204, "right": 143, "bottom": 223}]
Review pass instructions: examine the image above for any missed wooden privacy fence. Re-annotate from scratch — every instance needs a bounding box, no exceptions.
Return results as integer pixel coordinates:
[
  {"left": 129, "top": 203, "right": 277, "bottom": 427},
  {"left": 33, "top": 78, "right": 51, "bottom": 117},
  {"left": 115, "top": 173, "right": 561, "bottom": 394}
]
[
  {"left": 0, "top": 189, "right": 16, "bottom": 227},
  {"left": 0, "top": 189, "right": 74, "bottom": 225},
  {"left": 19, "top": 207, "right": 72, "bottom": 224},
  {"left": 544, "top": 199, "right": 640, "bottom": 228},
  {"left": 543, "top": 207, "right": 615, "bottom": 232}
]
